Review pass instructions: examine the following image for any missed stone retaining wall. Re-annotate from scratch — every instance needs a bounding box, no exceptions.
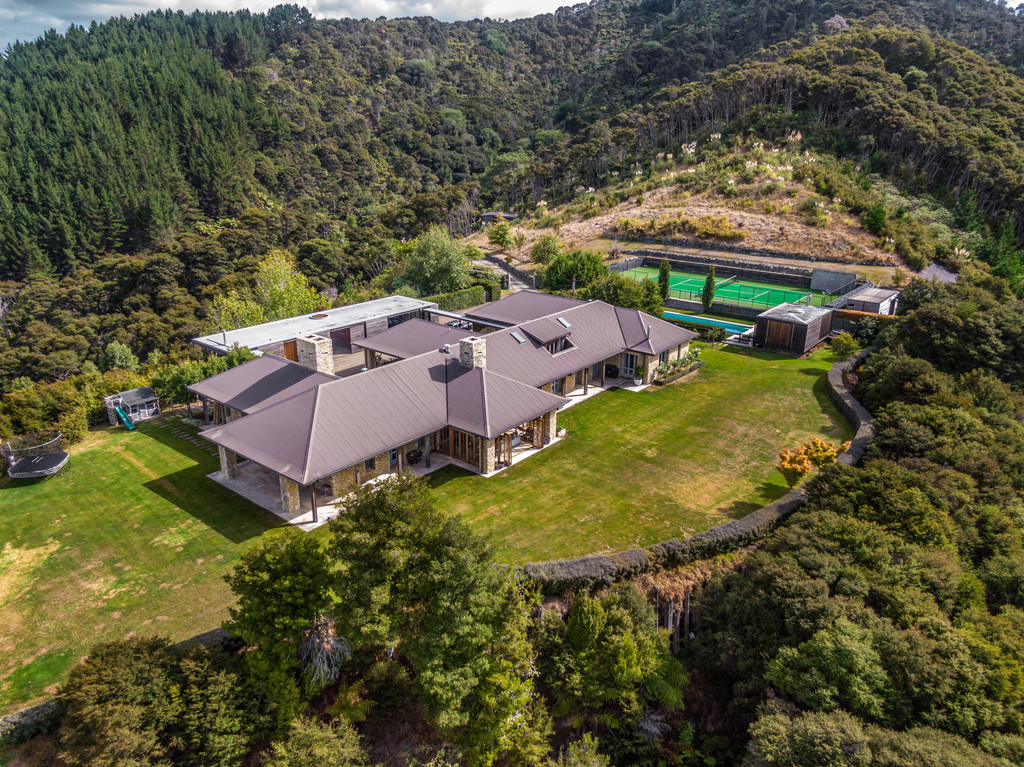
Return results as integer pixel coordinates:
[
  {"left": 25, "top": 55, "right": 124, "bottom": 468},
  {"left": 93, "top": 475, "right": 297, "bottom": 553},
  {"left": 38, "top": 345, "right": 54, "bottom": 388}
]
[{"left": 622, "top": 238, "right": 892, "bottom": 267}]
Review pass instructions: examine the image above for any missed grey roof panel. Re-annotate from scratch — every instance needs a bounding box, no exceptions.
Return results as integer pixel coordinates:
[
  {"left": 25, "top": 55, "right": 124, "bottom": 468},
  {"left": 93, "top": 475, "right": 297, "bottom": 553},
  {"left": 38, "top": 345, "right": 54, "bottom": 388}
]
[
  {"left": 520, "top": 316, "right": 572, "bottom": 345},
  {"left": 119, "top": 386, "right": 157, "bottom": 406},
  {"left": 355, "top": 319, "right": 474, "bottom": 359},
  {"left": 465, "top": 290, "right": 586, "bottom": 326},
  {"left": 757, "top": 302, "right": 833, "bottom": 325},
  {"left": 187, "top": 356, "right": 335, "bottom": 414}
]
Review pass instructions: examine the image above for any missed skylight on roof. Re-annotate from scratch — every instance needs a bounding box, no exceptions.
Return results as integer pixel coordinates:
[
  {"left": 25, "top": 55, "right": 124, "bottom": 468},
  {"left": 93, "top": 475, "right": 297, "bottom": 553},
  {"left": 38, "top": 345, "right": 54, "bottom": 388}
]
[
  {"left": 510, "top": 331, "right": 527, "bottom": 345},
  {"left": 556, "top": 316, "right": 572, "bottom": 329}
]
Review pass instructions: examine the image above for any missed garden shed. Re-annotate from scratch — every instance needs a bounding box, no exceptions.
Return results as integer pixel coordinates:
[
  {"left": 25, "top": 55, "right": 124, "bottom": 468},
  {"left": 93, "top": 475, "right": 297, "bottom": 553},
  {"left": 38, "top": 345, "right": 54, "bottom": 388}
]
[
  {"left": 843, "top": 286, "right": 899, "bottom": 315},
  {"left": 753, "top": 303, "right": 833, "bottom": 355}
]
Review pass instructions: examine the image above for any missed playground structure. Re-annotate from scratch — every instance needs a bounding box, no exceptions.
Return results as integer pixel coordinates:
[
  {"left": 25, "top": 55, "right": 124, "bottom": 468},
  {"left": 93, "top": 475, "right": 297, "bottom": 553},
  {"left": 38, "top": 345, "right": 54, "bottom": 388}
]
[
  {"left": 104, "top": 386, "right": 160, "bottom": 429},
  {"left": 2, "top": 430, "right": 70, "bottom": 480}
]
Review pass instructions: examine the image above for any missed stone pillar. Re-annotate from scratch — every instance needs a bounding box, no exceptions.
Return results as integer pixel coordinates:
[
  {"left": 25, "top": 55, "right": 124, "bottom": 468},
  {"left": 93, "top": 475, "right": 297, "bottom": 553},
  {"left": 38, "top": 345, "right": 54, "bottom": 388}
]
[
  {"left": 424, "top": 433, "right": 432, "bottom": 468},
  {"left": 459, "top": 337, "right": 486, "bottom": 369},
  {"left": 584, "top": 366, "right": 590, "bottom": 395},
  {"left": 279, "top": 475, "right": 301, "bottom": 515},
  {"left": 330, "top": 470, "right": 349, "bottom": 497},
  {"left": 481, "top": 438, "right": 496, "bottom": 474},
  {"left": 296, "top": 334, "right": 335, "bottom": 375},
  {"left": 397, "top": 449, "right": 403, "bottom": 473},
  {"left": 543, "top": 410, "right": 557, "bottom": 444},
  {"left": 532, "top": 418, "right": 544, "bottom": 448},
  {"left": 218, "top": 446, "right": 239, "bottom": 479}
]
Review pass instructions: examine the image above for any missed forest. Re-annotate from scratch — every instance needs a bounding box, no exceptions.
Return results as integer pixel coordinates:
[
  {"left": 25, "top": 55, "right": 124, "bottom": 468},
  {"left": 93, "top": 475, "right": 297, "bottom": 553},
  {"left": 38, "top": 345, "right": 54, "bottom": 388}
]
[{"left": 4, "top": 0, "right": 1024, "bottom": 763}]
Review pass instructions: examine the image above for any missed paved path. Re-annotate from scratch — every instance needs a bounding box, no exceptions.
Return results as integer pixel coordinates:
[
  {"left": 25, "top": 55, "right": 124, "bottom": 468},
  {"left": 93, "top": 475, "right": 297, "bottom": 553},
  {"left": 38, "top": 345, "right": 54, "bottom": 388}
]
[{"left": 473, "top": 257, "right": 532, "bottom": 293}]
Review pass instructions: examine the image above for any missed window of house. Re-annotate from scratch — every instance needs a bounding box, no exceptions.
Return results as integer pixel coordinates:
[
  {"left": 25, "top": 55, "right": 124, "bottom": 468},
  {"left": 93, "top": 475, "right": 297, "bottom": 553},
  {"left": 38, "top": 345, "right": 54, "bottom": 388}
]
[
  {"left": 659, "top": 351, "right": 668, "bottom": 365},
  {"left": 552, "top": 378, "right": 563, "bottom": 394},
  {"left": 389, "top": 449, "right": 398, "bottom": 468},
  {"left": 364, "top": 457, "right": 376, "bottom": 471}
]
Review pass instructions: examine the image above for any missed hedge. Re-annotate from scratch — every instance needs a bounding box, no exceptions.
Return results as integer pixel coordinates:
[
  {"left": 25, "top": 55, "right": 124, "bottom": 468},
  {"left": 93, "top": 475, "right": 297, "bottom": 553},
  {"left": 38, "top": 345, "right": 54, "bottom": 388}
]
[
  {"left": 520, "top": 351, "right": 876, "bottom": 595},
  {"left": 423, "top": 285, "right": 487, "bottom": 311}
]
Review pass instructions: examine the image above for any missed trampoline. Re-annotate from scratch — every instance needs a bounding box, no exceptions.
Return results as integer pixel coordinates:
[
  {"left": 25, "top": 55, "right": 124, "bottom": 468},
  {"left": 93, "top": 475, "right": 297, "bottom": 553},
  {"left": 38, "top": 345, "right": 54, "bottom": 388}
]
[{"left": 7, "top": 450, "right": 70, "bottom": 480}]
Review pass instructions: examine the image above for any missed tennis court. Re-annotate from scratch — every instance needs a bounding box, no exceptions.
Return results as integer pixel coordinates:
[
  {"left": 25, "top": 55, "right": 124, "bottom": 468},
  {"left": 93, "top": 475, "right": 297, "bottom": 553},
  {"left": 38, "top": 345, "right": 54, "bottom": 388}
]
[{"left": 624, "top": 266, "right": 831, "bottom": 309}]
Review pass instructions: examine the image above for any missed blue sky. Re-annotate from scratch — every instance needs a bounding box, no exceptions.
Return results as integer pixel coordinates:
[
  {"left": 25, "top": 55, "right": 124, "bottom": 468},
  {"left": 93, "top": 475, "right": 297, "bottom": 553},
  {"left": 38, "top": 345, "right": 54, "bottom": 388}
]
[{"left": 1, "top": 0, "right": 564, "bottom": 50}]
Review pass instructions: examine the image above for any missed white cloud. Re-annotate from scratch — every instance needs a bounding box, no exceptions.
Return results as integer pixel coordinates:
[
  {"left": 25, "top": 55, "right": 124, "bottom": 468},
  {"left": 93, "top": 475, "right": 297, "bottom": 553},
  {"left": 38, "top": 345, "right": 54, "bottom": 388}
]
[{"left": 1, "top": 0, "right": 562, "bottom": 50}]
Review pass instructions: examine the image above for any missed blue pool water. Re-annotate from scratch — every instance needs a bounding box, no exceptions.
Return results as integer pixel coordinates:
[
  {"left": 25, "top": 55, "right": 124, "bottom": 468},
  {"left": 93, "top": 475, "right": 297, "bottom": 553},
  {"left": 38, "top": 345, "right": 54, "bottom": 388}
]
[{"left": 664, "top": 311, "right": 753, "bottom": 336}]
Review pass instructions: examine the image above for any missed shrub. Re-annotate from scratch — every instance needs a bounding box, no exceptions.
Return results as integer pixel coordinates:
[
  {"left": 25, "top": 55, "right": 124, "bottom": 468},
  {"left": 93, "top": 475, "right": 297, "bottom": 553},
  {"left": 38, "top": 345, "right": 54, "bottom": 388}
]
[
  {"left": 862, "top": 203, "right": 887, "bottom": 235},
  {"left": 829, "top": 331, "right": 861, "bottom": 359},
  {"left": 56, "top": 405, "right": 89, "bottom": 446},
  {"left": 423, "top": 285, "right": 486, "bottom": 311},
  {"left": 263, "top": 718, "right": 370, "bottom": 767}
]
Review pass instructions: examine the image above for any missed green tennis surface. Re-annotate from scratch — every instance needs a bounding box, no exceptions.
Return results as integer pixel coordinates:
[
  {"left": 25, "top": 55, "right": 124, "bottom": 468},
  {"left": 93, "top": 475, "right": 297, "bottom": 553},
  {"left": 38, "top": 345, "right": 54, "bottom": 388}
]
[{"left": 624, "top": 266, "right": 830, "bottom": 308}]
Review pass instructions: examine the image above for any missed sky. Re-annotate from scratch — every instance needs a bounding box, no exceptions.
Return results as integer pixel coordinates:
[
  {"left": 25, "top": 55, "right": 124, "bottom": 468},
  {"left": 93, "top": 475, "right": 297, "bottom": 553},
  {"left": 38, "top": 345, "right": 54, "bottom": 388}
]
[{"left": 0, "top": 0, "right": 564, "bottom": 51}]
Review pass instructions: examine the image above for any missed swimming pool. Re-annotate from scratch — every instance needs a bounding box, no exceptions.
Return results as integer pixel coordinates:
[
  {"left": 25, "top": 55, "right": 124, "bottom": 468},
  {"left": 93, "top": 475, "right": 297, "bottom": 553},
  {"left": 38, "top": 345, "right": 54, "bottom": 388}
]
[{"left": 664, "top": 311, "right": 753, "bottom": 336}]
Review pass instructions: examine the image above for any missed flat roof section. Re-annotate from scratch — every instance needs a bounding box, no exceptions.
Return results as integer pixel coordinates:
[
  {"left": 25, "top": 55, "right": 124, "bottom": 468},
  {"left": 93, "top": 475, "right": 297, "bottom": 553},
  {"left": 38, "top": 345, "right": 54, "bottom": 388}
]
[
  {"left": 757, "top": 302, "right": 833, "bottom": 325},
  {"left": 193, "top": 296, "right": 437, "bottom": 354},
  {"left": 355, "top": 319, "right": 474, "bottom": 360},
  {"left": 851, "top": 287, "right": 899, "bottom": 303}
]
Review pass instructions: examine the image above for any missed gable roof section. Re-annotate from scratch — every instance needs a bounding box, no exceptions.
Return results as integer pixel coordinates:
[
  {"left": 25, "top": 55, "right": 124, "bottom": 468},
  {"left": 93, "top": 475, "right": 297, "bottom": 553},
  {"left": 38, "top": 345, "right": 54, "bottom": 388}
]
[
  {"left": 187, "top": 356, "right": 336, "bottom": 415},
  {"left": 446, "top": 363, "right": 568, "bottom": 439},
  {"left": 355, "top": 319, "right": 474, "bottom": 360},
  {"left": 614, "top": 306, "right": 697, "bottom": 355},
  {"left": 465, "top": 290, "right": 586, "bottom": 326},
  {"left": 519, "top": 316, "right": 572, "bottom": 345},
  {"left": 203, "top": 353, "right": 449, "bottom": 484},
  {"left": 120, "top": 386, "right": 157, "bottom": 406}
]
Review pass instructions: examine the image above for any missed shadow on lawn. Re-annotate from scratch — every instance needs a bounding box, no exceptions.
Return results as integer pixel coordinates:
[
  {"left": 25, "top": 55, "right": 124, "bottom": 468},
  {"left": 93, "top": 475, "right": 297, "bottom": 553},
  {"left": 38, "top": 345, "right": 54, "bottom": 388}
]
[
  {"left": 138, "top": 424, "right": 281, "bottom": 544},
  {"left": 143, "top": 466, "right": 280, "bottom": 544},
  {"left": 715, "top": 480, "right": 789, "bottom": 519}
]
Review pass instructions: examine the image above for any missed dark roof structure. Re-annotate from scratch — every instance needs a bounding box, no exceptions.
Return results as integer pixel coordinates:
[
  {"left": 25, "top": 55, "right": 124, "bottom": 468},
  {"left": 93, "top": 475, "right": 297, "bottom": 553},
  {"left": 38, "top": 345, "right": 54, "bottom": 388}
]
[
  {"left": 187, "top": 356, "right": 336, "bottom": 415},
  {"left": 199, "top": 294, "right": 696, "bottom": 483},
  {"left": 119, "top": 386, "right": 158, "bottom": 407},
  {"left": 354, "top": 319, "right": 474, "bottom": 360},
  {"left": 756, "top": 303, "right": 832, "bottom": 325},
  {"left": 464, "top": 290, "right": 586, "bottom": 326}
]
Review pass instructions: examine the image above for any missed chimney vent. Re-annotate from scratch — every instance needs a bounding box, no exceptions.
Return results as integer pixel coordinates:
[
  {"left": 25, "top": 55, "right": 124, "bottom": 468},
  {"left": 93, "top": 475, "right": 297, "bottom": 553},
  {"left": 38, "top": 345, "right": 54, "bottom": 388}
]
[{"left": 295, "top": 334, "right": 335, "bottom": 376}]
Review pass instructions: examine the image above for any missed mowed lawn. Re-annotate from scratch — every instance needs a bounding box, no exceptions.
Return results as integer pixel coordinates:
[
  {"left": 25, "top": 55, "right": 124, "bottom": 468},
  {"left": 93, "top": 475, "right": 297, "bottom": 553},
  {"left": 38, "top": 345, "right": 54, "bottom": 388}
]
[
  {"left": 429, "top": 344, "right": 852, "bottom": 563},
  {"left": 0, "top": 419, "right": 281, "bottom": 714}
]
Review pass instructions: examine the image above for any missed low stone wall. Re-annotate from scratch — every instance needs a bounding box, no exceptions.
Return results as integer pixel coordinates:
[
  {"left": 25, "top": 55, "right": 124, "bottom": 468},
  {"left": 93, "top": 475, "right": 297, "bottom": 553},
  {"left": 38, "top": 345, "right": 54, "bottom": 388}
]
[
  {"left": 664, "top": 297, "right": 763, "bottom": 318},
  {"left": 621, "top": 238, "right": 893, "bottom": 267},
  {"left": 522, "top": 351, "right": 875, "bottom": 595},
  {"left": 624, "top": 250, "right": 815, "bottom": 288},
  {"left": 826, "top": 348, "right": 875, "bottom": 467}
]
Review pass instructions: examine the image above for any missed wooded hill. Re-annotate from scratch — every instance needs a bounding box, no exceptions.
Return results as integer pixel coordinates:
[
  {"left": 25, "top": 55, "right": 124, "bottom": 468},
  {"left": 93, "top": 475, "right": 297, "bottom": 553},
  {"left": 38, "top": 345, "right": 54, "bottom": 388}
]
[{"left": 2, "top": 0, "right": 1024, "bottom": 278}]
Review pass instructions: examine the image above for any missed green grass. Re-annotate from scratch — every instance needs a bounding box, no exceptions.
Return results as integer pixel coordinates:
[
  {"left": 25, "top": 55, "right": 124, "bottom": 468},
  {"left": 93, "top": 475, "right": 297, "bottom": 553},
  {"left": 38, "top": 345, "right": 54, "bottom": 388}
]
[
  {"left": 0, "top": 346, "right": 850, "bottom": 713},
  {"left": 624, "top": 265, "right": 832, "bottom": 307},
  {"left": 0, "top": 419, "right": 282, "bottom": 715},
  {"left": 428, "top": 345, "right": 851, "bottom": 564}
]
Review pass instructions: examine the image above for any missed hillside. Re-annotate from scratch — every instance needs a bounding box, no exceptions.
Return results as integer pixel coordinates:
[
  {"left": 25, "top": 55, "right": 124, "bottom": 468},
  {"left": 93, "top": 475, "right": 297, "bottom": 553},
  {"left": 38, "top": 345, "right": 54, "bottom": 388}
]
[{"left": 2, "top": 1, "right": 1024, "bottom": 278}]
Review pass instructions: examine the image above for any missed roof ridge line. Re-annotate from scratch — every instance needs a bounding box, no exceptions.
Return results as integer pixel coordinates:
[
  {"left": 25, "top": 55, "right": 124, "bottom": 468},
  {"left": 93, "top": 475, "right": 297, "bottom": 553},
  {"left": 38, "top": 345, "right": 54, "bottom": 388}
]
[
  {"left": 300, "top": 385, "right": 322, "bottom": 484},
  {"left": 479, "top": 367, "right": 489, "bottom": 438}
]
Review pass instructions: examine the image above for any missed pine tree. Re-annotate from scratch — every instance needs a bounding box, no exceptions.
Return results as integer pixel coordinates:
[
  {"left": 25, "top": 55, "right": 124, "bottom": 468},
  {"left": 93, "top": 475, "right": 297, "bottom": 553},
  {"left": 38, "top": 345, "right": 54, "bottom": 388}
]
[{"left": 701, "top": 265, "right": 716, "bottom": 311}]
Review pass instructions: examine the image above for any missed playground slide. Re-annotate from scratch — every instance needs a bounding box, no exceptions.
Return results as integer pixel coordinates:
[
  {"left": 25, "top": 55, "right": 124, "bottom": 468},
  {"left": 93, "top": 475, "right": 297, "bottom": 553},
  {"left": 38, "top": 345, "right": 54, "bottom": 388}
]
[{"left": 115, "top": 406, "right": 136, "bottom": 430}]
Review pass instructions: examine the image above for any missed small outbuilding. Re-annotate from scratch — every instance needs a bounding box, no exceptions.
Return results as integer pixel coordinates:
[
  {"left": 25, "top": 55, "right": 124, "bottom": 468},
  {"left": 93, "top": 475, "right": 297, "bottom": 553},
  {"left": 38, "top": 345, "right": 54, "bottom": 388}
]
[
  {"left": 753, "top": 303, "right": 833, "bottom": 355},
  {"left": 105, "top": 386, "right": 160, "bottom": 427},
  {"left": 480, "top": 211, "right": 518, "bottom": 225},
  {"left": 843, "top": 286, "right": 899, "bottom": 315}
]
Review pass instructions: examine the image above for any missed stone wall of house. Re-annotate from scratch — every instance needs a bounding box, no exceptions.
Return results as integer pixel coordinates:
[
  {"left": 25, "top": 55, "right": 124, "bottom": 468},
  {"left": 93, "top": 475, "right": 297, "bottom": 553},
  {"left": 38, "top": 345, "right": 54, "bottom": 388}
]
[{"left": 296, "top": 335, "right": 335, "bottom": 375}]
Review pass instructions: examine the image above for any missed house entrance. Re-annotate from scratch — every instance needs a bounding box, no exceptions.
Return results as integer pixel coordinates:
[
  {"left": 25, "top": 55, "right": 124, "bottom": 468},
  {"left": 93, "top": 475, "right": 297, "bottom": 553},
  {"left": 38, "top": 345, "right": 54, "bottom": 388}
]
[{"left": 621, "top": 353, "right": 638, "bottom": 377}]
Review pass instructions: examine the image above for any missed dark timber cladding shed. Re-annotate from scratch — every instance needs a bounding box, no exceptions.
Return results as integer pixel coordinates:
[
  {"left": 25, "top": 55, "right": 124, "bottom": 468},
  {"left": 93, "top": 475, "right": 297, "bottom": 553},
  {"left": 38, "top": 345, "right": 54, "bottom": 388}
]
[{"left": 753, "top": 303, "right": 834, "bottom": 354}]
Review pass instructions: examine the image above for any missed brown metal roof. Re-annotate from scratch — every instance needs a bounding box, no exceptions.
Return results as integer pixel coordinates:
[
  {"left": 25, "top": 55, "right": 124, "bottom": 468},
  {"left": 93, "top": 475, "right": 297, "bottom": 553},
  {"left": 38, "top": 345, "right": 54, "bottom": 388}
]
[
  {"left": 446, "top": 363, "right": 568, "bottom": 438},
  {"left": 355, "top": 319, "right": 474, "bottom": 360},
  {"left": 203, "top": 352, "right": 449, "bottom": 484},
  {"left": 198, "top": 297, "right": 696, "bottom": 483},
  {"left": 519, "top": 316, "right": 572, "bottom": 345},
  {"left": 465, "top": 290, "right": 586, "bottom": 326},
  {"left": 187, "top": 356, "right": 336, "bottom": 414}
]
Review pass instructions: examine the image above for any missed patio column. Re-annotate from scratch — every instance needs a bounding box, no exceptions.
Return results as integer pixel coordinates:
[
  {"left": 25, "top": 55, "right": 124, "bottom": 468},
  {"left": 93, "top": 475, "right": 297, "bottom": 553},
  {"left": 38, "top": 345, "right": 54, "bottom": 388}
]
[
  {"left": 544, "top": 410, "right": 557, "bottom": 443},
  {"left": 481, "top": 438, "right": 496, "bottom": 474},
  {"left": 202, "top": 396, "right": 209, "bottom": 425},
  {"left": 397, "top": 449, "right": 403, "bottom": 473},
  {"left": 310, "top": 486, "right": 319, "bottom": 524},
  {"left": 279, "top": 475, "right": 301, "bottom": 515},
  {"left": 584, "top": 366, "right": 590, "bottom": 395},
  {"left": 601, "top": 361, "right": 607, "bottom": 386},
  {"left": 356, "top": 463, "right": 362, "bottom": 485},
  {"left": 532, "top": 418, "right": 544, "bottom": 448},
  {"left": 425, "top": 433, "right": 432, "bottom": 468},
  {"left": 218, "top": 446, "right": 239, "bottom": 479}
]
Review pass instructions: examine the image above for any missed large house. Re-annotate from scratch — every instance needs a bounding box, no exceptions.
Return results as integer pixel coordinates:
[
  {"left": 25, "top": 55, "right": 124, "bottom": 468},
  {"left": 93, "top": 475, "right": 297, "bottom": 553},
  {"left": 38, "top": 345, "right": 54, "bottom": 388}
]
[{"left": 189, "top": 292, "right": 696, "bottom": 520}]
